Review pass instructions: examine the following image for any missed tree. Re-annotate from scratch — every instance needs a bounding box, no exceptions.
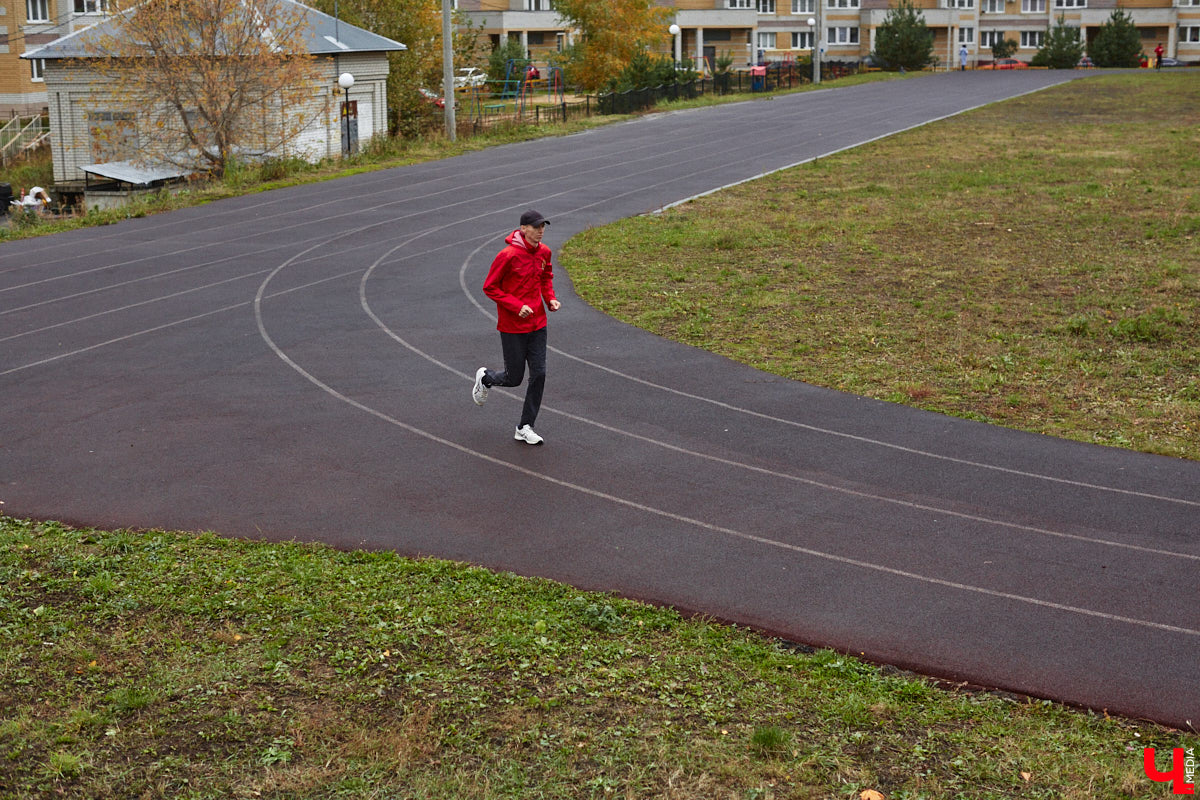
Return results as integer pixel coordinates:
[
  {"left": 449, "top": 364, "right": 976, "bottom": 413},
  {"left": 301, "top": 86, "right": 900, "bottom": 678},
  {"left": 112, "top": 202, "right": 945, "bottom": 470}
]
[
  {"left": 77, "top": 0, "right": 323, "bottom": 177},
  {"left": 991, "top": 38, "right": 1018, "bottom": 62},
  {"left": 1033, "top": 15, "right": 1085, "bottom": 69},
  {"left": 870, "top": 0, "right": 935, "bottom": 72},
  {"left": 487, "top": 37, "right": 529, "bottom": 85},
  {"left": 310, "top": 0, "right": 446, "bottom": 138},
  {"left": 1088, "top": 8, "right": 1143, "bottom": 68},
  {"left": 552, "top": 0, "right": 673, "bottom": 92}
]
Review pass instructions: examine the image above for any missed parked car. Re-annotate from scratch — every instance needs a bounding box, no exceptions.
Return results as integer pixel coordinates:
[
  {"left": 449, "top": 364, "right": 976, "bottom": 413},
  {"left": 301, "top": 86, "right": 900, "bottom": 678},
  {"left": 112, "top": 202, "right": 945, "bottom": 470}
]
[
  {"left": 417, "top": 87, "right": 444, "bottom": 109},
  {"left": 453, "top": 67, "right": 487, "bottom": 90},
  {"left": 1159, "top": 56, "right": 1189, "bottom": 68},
  {"left": 979, "top": 58, "right": 1028, "bottom": 70}
]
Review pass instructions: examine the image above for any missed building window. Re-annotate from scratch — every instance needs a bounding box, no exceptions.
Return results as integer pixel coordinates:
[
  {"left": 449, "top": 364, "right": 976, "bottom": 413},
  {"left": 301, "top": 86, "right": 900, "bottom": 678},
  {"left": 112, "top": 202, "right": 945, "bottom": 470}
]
[
  {"left": 26, "top": 0, "right": 49, "bottom": 22},
  {"left": 1020, "top": 30, "right": 1043, "bottom": 47},
  {"left": 959, "top": 27, "right": 975, "bottom": 43},
  {"left": 981, "top": 30, "right": 1004, "bottom": 46},
  {"left": 73, "top": 0, "right": 107, "bottom": 12},
  {"left": 30, "top": 58, "right": 46, "bottom": 81},
  {"left": 727, "top": 0, "right": 753, "bottom": 8},
  {"left": 828, "top": 26, "right": 859, "bottom": 43},
  {"left": 758, "top": 0, "right": 776, "bottom": 12},
  {"left": 758, "top": 32, "right": 777, "bottom": 49},
  {"left": 524, "top": 0, "right": 553, "bottom": 10},
  {"left": 1053, "top": 0, "right": 1085, "bottom": 7},
  {"left": 792, "top": 31, "right": 815, "bottom": 48},
  {"left": 982, "top": 0, "right": 1005, "bottom": 10},
  {"left": 793, "top": 0, "right": 816, "bottom": 12},
  {"left": 827, "top": 0, "right": 860, "bottom": 7},
  {"left": 1021, "top": 0, "right": 1045, "bottom": 10},
  {"left": 1181, "top": 26, "right": 1200, "bottom": 41},
  {"left": 946, "top": 0, "right": 975, "bottom": 8}
]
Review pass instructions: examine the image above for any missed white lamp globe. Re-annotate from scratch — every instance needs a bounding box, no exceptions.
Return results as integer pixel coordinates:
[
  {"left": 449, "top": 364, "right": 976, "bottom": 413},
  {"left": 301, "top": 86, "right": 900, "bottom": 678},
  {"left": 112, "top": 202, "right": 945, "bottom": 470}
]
[
  {"left": 338, "top": 72, "right": 355, "bottom": 90},
  {"left": 669, "top": 24, "right": 680, "bottom": 36},
  {"left": 807, "top": 17, "right": 816, "bottom": 26}
]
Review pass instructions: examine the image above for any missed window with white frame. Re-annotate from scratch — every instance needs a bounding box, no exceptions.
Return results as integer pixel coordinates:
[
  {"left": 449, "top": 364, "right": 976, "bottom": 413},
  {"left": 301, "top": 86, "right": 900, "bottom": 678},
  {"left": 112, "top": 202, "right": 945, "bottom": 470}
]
[
  {"left": 1178, "top": 0, "right": 1200, "bottom": 6},
  {"left": 73, "top": 0, "right": 107, "bottom": 12},
  {"left": 980, "top": 30, "right": 1004, "bottom": 46},
  {"left": 727, "top": 0, "right": 753, "bottom": 8},
  {"left": 1020, "top": 30, "right": 1043, "bottom": 47},
  {"left": 30, "top": 58, "right": 45, "bottom": 81},
  {"left": 525, "top": 0, "right": 553, "bottom": 9},
  {"left": 946, "top": 0, "right": 974, "bottom": 8},
  {"left": 827, "top": 0, "right": 859, "bottom": 8},
  {"left": 793, "top": 0, "right": 816, "bottom": 12},
  {"left": 758, "top": 32, "right": 777, "bottom": 49},
  {"left": 758, "top": 0, "right": 776, "bottom": 12},
  {"left": 959, "top": 27, "right": 976, "bottom": 43},
  {"left": 26, "top": 0, "right": 49, "bottom": 22},
  {"left": 1181, "top": 26, "right": 1200, "bottom": 41},
  {"left": 828, "top": 26, "right": 859, "bottom": 43},
  {"left": 792, "top": 31, "right": 815, "bottom": 48},
  {"left": 982, "top": 0, "right": 1005, "bottom": 11},
  {"left": 1053, "top": 0, "right": 1085, "bottom": 7},
  {"left": 1021, "top": 0, "right": 1045, "bottom": 10}
]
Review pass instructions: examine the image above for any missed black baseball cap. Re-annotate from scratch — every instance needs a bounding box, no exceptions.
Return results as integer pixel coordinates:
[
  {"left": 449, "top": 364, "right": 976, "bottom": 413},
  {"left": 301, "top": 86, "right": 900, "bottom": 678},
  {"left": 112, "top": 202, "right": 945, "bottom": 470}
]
[{"left": 520, "top": 209, "right": 550, "bottom": 227}]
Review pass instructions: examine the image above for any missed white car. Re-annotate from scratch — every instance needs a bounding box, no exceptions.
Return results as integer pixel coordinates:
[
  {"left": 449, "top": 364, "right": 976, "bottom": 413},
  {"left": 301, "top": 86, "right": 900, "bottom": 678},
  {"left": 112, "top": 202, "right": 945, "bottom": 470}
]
[{"left": 453, "top": 67, "right": 487, "bottom": 89}]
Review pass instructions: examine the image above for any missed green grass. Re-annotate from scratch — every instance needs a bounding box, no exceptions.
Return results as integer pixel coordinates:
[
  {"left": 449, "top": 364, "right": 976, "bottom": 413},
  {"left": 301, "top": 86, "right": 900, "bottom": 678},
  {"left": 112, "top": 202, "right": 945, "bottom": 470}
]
[
  {"left": 2, "top": 516, "right": 1194, "bottom": 799},
  {"left": 563, "top": 72, "right": 1200, "bottom": 461}
]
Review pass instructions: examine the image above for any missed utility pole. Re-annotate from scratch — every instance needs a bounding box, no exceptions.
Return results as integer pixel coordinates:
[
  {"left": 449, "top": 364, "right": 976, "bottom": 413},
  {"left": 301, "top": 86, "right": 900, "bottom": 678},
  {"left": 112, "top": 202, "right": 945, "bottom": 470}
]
[{"left": 442, "top": 0, "right": 456, "bottom": 141}]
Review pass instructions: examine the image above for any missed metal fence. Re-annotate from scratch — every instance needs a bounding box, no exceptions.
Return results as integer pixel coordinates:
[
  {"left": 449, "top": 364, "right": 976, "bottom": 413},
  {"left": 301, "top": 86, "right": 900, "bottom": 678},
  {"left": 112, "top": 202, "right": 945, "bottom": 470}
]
[{"left": 462, "top": 62, "right": 861, "bottom": 132}]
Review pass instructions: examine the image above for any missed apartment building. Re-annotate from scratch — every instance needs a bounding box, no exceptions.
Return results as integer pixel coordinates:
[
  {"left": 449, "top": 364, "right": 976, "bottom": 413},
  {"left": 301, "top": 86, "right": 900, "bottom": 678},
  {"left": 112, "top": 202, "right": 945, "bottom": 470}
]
[
  {"left": 456, "top": 0, "right": 1198, "bottom": 71},
  {"left": 1, "top": 0, "right": 104, "bottom": 116}
]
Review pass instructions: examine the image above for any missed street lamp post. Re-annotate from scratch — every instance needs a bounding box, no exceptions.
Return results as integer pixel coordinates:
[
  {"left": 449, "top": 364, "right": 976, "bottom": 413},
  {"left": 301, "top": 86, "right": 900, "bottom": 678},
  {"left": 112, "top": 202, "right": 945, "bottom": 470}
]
[
  {"left": 669, "top": 23, "right": 681, "bottom": 68},
  {"left": 338, "top": 72, "right": 355, "bottom": 156}
]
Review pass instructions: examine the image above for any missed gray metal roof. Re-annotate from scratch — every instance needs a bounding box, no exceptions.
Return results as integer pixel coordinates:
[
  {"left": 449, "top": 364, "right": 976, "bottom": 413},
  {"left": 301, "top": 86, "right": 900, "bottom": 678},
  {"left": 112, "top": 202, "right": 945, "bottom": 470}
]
[
  {"left": 81, "top": 160, "right": 195, "bottom": 185},
  {"left": 24, "top": 0, "right": 406, "bottom": 60}
]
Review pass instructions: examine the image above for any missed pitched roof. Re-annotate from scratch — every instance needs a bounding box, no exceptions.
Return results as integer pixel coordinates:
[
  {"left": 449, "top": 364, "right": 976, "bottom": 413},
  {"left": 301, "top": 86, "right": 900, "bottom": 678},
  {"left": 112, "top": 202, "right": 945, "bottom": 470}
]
[{"left": 23, "top": 0, "right": 407, "bottom": 60}]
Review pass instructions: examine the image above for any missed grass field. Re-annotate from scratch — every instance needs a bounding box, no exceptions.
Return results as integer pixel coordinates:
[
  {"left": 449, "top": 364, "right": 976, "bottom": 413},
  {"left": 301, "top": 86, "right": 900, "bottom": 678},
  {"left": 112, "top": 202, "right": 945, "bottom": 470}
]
[
  {"left": 564, "top": 72, "right": 1200, "bottom": 461},
  {"left": 2, "top": 517, "right": 1195, "bottom": 799},
  {"left": 3, "top": 72, "right": 1198, "bottom": 799}
]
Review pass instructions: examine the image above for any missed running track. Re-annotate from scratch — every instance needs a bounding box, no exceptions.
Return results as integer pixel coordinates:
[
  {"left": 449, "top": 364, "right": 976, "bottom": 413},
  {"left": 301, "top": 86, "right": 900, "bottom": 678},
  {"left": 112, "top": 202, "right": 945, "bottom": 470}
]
[{"left": 2, "top": 71, "right": 1197, "bottom": 729}]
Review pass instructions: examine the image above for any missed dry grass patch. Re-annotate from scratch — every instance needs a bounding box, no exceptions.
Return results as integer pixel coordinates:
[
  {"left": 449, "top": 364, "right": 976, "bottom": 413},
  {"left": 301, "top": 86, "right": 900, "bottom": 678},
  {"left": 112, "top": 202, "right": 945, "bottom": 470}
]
[{"left": 565, "top": 73, "right": 1200, "bottom": 459}]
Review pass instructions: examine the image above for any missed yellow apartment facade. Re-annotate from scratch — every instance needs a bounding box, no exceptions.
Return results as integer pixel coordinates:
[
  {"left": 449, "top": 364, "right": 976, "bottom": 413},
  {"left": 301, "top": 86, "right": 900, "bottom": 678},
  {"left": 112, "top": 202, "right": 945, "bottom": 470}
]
[
  {"left": 1, "top": 0, "right": 104, "bottom": 116},
  {"left": 4, "top": 0, "right": 1195, "bottom": 116},
  {"left": 457, "top": 0, "right": 1199, "bottom": 71}
]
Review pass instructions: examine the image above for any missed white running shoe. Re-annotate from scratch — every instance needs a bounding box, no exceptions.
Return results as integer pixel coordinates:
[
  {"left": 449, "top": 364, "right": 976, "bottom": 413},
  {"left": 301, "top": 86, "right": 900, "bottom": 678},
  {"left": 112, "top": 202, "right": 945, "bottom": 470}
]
[
  {"left": 472, "top": 367, "right": 489, "bottom": 406},
  {"left": 514, "top": 425, "right": 544, "bottom": 445}
]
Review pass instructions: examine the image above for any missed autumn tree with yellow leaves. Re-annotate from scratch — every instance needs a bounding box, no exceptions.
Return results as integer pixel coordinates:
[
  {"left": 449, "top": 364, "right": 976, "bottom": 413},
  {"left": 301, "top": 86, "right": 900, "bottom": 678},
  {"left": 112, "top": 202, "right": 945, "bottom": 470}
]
[
  {"left": 552, "top": 0, "right": 673, "bottom": 92},
  {"left": 75, "top": 0, "right": 325, "bottom": 177}
]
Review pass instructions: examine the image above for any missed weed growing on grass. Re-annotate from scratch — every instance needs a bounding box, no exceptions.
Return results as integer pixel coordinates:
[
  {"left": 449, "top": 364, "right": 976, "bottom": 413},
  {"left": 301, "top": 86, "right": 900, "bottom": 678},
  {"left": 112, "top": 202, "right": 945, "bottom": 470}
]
[{"left": 2, "top": 516, "right": 1193, "bottom": 799}]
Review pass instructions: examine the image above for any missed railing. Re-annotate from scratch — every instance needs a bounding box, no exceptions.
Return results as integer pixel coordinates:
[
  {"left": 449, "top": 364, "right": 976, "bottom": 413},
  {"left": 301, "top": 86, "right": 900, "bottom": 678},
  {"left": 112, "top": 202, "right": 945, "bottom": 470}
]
[
  {"left": 459, "top": 61, "right": 857, "bottom": 132},
  {"left": 1, "top": 115, "right": 49, "bottom": 165}
]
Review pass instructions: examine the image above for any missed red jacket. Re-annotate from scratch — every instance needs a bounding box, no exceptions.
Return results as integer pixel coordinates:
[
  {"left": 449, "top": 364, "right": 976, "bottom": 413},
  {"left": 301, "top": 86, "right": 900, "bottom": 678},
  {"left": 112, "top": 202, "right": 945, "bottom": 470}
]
[{"left": 483, "top": 230, "right": 556, "bottom": 333}]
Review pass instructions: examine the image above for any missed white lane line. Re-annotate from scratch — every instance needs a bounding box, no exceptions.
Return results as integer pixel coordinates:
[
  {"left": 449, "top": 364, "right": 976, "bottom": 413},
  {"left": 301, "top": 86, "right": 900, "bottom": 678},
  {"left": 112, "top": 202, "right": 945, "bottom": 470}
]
[
  {"left": 0, "top": 269, "right": 271, "bottom": 343},
  {"left": 252, "top": 248, "right": 1200, "bottom": 638},
  {"left": 367, "top": 236, "right": 1200, "bottom": 561},
  {"left": 0, "top": 269, "right": 361, "bottom": 377}
]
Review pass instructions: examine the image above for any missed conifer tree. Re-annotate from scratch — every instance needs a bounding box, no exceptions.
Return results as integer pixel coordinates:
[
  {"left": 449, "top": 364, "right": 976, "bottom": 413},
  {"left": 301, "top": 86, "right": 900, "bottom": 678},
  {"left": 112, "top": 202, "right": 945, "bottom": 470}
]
[
  {"left": 871, "top": 0, "right": 935, "bottom": 72},
  {"left": 1033, "top": 15, "right": 1085, "bottom": 69},
  {"left": 1088, "top": 8, "right": 1143, "bottom": 68}
]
